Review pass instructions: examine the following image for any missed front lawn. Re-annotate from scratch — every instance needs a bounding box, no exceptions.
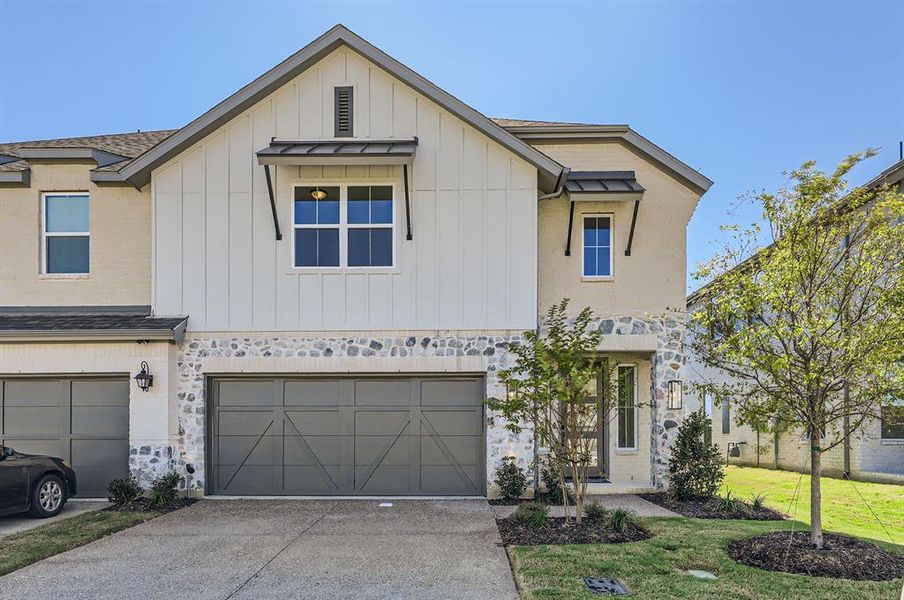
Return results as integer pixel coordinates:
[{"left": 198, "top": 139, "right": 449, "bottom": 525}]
[
  {"left": 0, "top": 509, "right": 157, "bottom": 577},
  {"left": 509, "top": 517, "right": 904, "bottom": 599},
  {"left": 721, "top": 465, "right": 903, "bottom": 545}
]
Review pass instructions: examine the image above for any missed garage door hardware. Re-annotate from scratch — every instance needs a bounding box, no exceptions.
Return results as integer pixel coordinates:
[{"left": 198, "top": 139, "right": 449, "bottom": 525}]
[{"left": 583, "top": 577, "right": 631, "bottom": 596}]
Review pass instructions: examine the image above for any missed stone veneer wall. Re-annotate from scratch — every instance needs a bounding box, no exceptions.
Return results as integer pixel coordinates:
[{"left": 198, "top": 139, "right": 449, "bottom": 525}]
[{"left": 132, "top": 314, "right": 685, "bottom": 492}]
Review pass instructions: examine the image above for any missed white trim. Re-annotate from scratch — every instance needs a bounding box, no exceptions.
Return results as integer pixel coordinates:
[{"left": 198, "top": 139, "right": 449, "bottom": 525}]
[
  {"left": 290, "top": 182, "right": 397, "bottom": 270},
  {"left": 40, "top": 192, "right": 90, "bottom": 276},
  {"left": 581, "top": 212, "right": 614, "bottom": 279},
  {"left": 615, "top": 363, "right": 638, "bottom": 451}
]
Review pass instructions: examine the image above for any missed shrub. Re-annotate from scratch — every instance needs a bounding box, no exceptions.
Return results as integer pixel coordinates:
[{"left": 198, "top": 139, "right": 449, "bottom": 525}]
[
  {"left": 510, "top": 502, "right": 549, "bottom": 528},
  {"left": 107, "top": 474, "right": 142, "bottom": 505},
  {"left": 537, "top": 459, "right": 573, "bottom": 504},
  {"left": 717, "top": 490, "right": 747, "bottom": 514},
  {"left": 750, "top": 492, "right": 767, "bottom": 511},
  {"left": 494, "top": 457, "right": 527, "bottom": 501},
  {"left": 584, "top": 500, "right": 609, "bottom": 522},
  {"left": 148, "top": 472, "right": 181, "bottom": 507},
  {"left": 607, "top": 508, "right": 636, "bottom": 533},
  {"left": 668, "top": 408, "right": 724, "bottom": 500}
]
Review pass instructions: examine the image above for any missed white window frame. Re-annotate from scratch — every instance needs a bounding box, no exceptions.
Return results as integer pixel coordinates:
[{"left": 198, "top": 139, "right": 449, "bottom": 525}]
[
  {"left": 291, "top": 183, "right": 396, "bottom": 270},
  {"left": 581, "top": 212, "right": 614, "bottom": 280},
  {"left": 41, "top": 192, "right": 90, "bottom": 275},
  {"left": 615, "top": 363, "right": 638, "bottom": 452}
]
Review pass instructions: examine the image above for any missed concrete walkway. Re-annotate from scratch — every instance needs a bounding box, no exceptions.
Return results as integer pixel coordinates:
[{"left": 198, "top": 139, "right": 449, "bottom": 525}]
[
  {"left": 0, "top": 499, "right": 518, "bottom": 600},
  {"left": 0, "top": 500, "right": 110, "bottom": 538},
  {"left": 490, "top": 493, "right": 678, "bottom": 518}
]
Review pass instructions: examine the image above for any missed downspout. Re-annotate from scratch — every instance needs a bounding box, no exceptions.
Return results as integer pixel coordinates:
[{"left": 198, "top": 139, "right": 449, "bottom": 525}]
[{"left": 532, "top": 168, "right": 570, "bottom": 495}]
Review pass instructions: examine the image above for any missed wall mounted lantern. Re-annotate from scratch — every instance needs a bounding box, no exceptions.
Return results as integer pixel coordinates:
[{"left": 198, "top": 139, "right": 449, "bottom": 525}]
[
  {"left": 134, "top": 361, "right": 153, "bottom": 392},
  {"left": 667, "top": 380, "right": 683, "bottom": 410}
]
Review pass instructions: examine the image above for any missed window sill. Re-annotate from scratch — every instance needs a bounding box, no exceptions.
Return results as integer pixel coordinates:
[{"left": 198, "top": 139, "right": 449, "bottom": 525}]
[
  {"left": 582, "top": 276, "right": 615, "bottom": 283},
  {"left": 39, "top": 273, "right": 89, "bottom": 280},
  {"left": 880, "top": 439, "right": 904, "bottom": 445},
  {"left": 614, "top": 448, "right": 638, "bottom": 455},
  {"left": 286, "top": 267, "right": 400, "bottom": 276}
]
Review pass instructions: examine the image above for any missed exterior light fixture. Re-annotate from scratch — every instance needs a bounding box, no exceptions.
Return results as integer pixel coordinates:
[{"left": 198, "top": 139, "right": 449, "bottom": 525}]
[
  {"left": 667, "top": 380, "right": 683, "bottom": 410},
  {"left": 134, "top": 361, "right": 153, "bottom": 392},
  {"left": 310, "top": 188, "right": 327, "bottom": 201}
]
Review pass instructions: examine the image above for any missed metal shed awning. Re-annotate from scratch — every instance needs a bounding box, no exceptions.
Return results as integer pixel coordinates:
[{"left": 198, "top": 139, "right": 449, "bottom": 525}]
[
  {"left": 255, "top": 138, "right": 418, "bottom": 242},
  {"left": 562, "top": 171, "right": 645, "bottom": 258},
  {"left": 256, "top": 138, "right": 417, "bottom": 166}
]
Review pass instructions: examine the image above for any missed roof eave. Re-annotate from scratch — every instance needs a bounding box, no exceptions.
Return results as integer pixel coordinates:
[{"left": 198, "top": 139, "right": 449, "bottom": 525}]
[
  {"left": 0, "top": 328, "right": 182, "bottom": 343},
  {"left": 117, "top": 24, "right": 564, "bottom": 192}
]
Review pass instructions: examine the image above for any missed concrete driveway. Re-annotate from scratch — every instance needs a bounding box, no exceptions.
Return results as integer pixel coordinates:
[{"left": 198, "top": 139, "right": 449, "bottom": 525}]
[{"left": 0, "top": 499, "right": 518, "bottom": 600}]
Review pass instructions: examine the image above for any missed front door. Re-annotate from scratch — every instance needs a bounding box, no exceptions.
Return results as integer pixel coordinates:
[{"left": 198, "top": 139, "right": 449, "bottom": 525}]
[{"left": 581, "top": 368, "right": 608, "bottom": 479}]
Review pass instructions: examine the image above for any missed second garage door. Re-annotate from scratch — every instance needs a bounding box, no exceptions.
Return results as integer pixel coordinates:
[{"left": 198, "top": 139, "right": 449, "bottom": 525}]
[{"left": 210, "top": 376, "right": 485, "bottom": 496}]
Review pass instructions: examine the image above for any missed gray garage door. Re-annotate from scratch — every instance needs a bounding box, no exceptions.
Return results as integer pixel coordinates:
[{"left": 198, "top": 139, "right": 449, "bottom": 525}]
[
  {"left": 210, "top": 377, "right": 485, "bottom": 496},
  {"left": 0, "top": 378, "right": 129, "bottom": 497}
]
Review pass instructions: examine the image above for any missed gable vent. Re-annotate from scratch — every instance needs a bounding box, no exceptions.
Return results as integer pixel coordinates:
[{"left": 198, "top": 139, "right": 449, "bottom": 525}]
[{"left": 334, "top": 86, "right": 354, "bottom": 137}]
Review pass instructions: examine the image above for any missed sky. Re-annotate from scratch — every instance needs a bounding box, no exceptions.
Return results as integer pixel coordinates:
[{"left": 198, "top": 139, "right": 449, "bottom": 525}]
[{"left": 1, "top": 1, "right": 902, "bottom": 293}]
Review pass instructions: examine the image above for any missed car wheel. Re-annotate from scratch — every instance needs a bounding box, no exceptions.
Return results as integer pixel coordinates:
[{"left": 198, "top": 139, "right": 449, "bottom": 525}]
[{"left": 29, "top": 474, "right": 67, "bottom": 518}]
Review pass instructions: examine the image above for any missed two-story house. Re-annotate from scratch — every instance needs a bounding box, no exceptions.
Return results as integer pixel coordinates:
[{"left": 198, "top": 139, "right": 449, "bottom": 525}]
[{"left": 0, "top": 25, "right": 711, "bottom": 497}]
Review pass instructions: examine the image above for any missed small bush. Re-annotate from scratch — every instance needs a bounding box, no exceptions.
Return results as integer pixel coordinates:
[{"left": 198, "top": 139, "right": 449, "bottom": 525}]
[
  {"left": 148, "top": 472, "right": 181, "bottom": 507},
  {"left": 536, "top": 459, "right": 573, "bottom": 504},
  {"left": 750, "top": 492, "right": 767, "bottom": 511},
  {"left": 494, "top": 457, "right": 527, "bottom": 501},
  {"left": 510, "top": 502, "right": 549, "bottom": 528},
  {"left": 717, "top": 490, "right": 746, "bottom": 514},
  {"left": 107, "top": 475, "right": 142, "bottom": 505},
  {"left": 668, "top": 408, "right": 724, "bottom": 500},
  {"left": 584, "top": 500, "right": 609, "bottom": 522},
  {"left": 607, "top": 508, "right": 636, "bottom": 533}
]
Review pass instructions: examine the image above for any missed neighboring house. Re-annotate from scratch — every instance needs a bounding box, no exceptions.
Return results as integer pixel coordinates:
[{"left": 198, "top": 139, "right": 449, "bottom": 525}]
[
  {"left": 686, "top": 157, "right": 904, "bottom": 485},
  {"left": 0, "top": 25, "right": 710, "bottom": 497}
]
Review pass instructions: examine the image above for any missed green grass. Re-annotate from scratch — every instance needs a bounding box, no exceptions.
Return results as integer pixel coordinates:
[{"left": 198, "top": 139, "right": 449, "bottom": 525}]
[
  {"left": 721, "top": 465, "right": 904, "bottom": 545},
  {"left": 509, "top": 517, "right": 904, "bottom": 600},
  {"left": 0, "top": 509, "right": 158, "bottom": 577}
]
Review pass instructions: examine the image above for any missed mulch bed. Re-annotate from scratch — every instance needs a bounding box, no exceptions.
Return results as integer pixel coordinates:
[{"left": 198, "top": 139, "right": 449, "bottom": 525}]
[
  {"left": 105, "top": 497, "right": 198, "bottom": 514},
  {"left": 727, "top": 530, "right": 904, "bottom": 581},
  {"left": 497, "top": 517, "right": 650, "bottom": 546},
  {"left": 639, "top": 493, "right": 785, "bottom": 520},
  {"left": 488, "top": 492, "right": 572, "bottom": 506}
]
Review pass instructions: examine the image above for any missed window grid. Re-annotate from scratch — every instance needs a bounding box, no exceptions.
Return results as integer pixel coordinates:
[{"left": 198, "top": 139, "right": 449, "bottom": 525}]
[
  {"left": 292, "top": 184, "right": 395, "bottom": 269},
  {"left": 582, "top": 214, "right": 613, "bottom": 278},
  {"left": 42, "top": 192, "right": 89, "bottom": 275}
]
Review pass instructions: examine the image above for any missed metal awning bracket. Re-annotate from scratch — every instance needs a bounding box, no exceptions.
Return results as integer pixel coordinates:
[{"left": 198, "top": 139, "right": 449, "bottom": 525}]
[
  {"left": 263, "top": 164, "right": 282, "bottom": 241},
  {"left": 625, "top": 199, "right": 640, "bottom": 256},
  {"left": 564, "top": 200, "right": 575, "bottom": 256},
  {"left": 403, "top": 163, "right": 413, "bottom": 241}
]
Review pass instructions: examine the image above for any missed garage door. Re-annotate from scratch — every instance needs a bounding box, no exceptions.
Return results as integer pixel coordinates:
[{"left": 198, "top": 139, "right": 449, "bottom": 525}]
[
  {"left": 210, "top": 377, "right": 485, "bottom": 496},
  {"left": 0, "top": 378, "right": 129, "bottom": 497}
]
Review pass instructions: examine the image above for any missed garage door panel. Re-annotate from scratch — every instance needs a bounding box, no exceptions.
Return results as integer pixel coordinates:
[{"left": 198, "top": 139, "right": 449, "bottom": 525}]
[
  {"left": 283, "top": 434, "right": 341, "bottom": 466},
  {"left": 210, "top": 376, "right": 484, "bottom": 496},
  {"left": 217, "top": 381, "right": 277, "bottom": 406},
  {"left": 71, "top": 406, "right": 128, "bottom": 436},
  {"left": 354, "top": 380, "right": 410, "bottom": 405},
  {"left": 71, "top": 380, "right": 129, "bottom": 406},
  {"left": 283, "top": 466, "right": 340, "bottom": 493},
  {"left": 284, "top": 381, "right": 344, "bottom": 406},
  {"left": 421, "top": 465, "right": 479, "bottom": 494},
  {"left": 355, "top": 465, "right": 409, "bottom": 493},
  {"left": 3, "top": 381, "right": 64, "bottom": 406},
  {"left": 1, "top": 439, "right": 60, "bottom": 457},
  {"left": 354, "top": 410, "right": 410, "bottom": 435},
  {"left": 420, "top": 380, "right": 481, "bottom": 406},
  {"left": 354, "top": 435, "right": 411, "bottom": 466},
  {"left": 421, "top": 410, "right": 481, "bottom": 436},
  {"left": 217, "top": 410, "right": 275, "bottom": 436},
  {"left": 420, "top": 434, "right": 480, "bottom": 466},
  {"left": 284, "top": 409, "right": 341, "bottom": 435},
  {"left": 216, "top": 435, "right": 277, "bottom": 466},
  {"left": 72, "top": 439, "right": 128, "bottom": 493},
  {"left": 3, "top": 407, "right": 63, "bottom": 435}
]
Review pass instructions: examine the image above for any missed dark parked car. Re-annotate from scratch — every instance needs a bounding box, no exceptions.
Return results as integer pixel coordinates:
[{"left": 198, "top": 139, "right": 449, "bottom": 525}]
[{"left": 0, "top": 445, "right": 77, "bottom": 518}]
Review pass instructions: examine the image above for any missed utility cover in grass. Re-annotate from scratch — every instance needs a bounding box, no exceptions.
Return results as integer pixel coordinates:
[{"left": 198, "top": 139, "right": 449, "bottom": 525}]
[{"left": 686, "top": 569, "right": 717, "bottom": 579}]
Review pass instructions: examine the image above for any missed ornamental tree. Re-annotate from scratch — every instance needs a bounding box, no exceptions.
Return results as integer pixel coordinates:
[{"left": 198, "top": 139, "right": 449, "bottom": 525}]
[
  {"left": 489, "top": 299, "right": 615, "bottom": 523},
  {"left": 690, "top": 152, "right": 904, "bottom": 548}
]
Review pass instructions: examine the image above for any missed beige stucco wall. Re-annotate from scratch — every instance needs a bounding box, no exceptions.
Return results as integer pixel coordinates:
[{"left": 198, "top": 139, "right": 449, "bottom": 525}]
[
  {"left": 0, "top": 163, "right": 151, "bottom": 306},
  {"left": 535, "top": 141, "right": 701, "bottom": 317}
]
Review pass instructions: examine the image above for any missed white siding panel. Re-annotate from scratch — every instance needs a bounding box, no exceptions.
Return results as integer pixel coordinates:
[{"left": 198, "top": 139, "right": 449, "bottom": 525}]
[{"left": 151, "top": 47, "right": 538, "bottom": 333}]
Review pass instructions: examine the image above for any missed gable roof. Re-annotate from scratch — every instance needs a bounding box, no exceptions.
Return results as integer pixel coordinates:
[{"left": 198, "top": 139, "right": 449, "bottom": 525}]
[{"left": 108, "top": 25, "right": 563, "bottom": 190}]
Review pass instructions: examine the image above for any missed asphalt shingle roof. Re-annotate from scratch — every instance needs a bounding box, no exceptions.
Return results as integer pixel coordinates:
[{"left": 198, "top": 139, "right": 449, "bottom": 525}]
[{"left": 0, "top": 312, "right": 186, "bottom": 332}]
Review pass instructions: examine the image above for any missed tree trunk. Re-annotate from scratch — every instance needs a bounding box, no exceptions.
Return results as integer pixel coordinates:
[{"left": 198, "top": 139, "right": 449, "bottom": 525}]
[{"left": 810, "top": 429, "right": 824, "bottom": 549}]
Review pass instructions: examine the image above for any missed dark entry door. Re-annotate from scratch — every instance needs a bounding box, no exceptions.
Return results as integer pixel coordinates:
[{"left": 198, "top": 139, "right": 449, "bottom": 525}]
[{"left": 210, "top": 376, "right": 485, "bottom": 496}]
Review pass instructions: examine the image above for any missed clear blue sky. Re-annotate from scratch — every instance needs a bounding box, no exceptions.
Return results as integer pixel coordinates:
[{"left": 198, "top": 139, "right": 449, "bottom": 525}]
[{"left": 2, "top": 1, "right": 902, "bottom": 293}]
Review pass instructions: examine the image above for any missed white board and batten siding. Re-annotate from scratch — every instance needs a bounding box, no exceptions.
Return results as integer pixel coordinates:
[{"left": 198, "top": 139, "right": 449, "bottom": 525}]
[{"left": 153, "top": 47, "right": 538, "bottom": 332}]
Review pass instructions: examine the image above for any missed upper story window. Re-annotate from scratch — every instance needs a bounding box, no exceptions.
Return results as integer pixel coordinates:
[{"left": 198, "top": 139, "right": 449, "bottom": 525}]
[
  {"left": 42, "top": 193, "right": 89, "bottom": 274},
  {"left": 293, "top": 185, "right": 394, "bottom": 268},
  {"left": 583, "top": 215, "right": 612, "bottom": 278}
]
